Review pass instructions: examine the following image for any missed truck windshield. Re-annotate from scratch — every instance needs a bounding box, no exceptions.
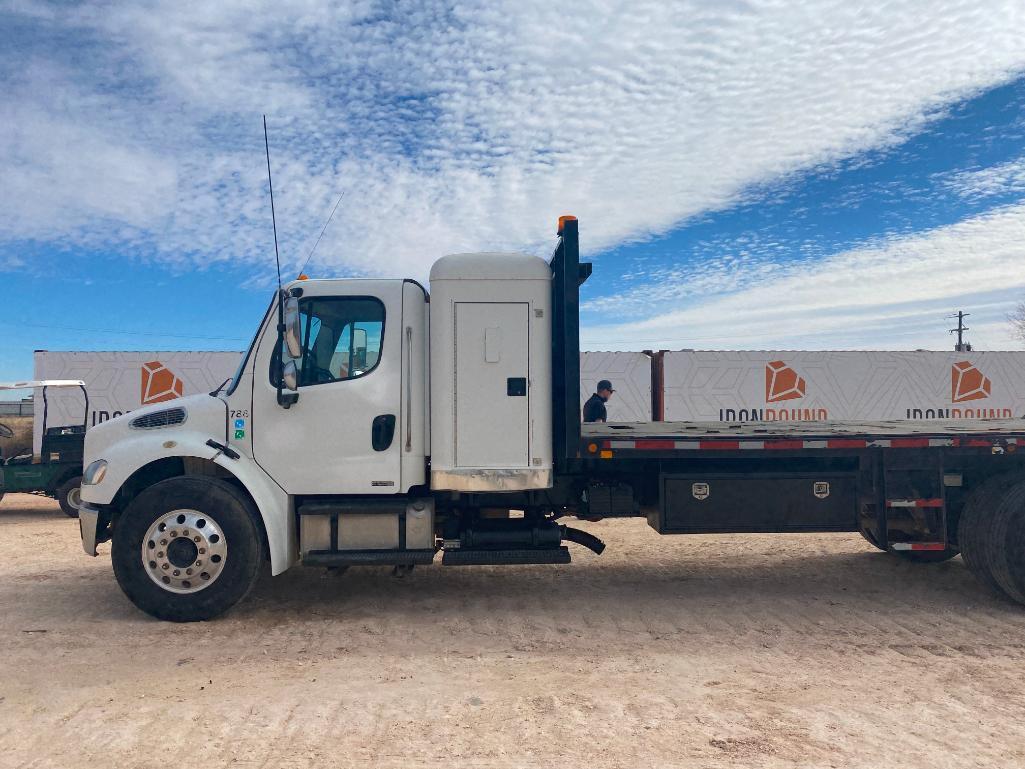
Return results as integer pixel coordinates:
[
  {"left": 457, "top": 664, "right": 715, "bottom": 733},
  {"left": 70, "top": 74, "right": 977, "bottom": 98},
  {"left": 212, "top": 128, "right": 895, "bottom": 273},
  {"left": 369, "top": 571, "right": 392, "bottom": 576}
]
[{"left": 226, "top": 297, "right": 274, "bottom": 397}]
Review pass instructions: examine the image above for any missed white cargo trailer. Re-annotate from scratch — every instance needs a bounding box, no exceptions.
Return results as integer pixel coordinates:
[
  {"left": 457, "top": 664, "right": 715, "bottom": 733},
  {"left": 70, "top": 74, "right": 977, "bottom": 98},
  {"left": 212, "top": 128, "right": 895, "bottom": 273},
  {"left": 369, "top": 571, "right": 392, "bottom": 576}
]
[
  {"left": 662, "top": 350, "right": 1025, "bottom": 423},
  {"left": 32, "top": 351, "right": 242, "bottom": 456}
]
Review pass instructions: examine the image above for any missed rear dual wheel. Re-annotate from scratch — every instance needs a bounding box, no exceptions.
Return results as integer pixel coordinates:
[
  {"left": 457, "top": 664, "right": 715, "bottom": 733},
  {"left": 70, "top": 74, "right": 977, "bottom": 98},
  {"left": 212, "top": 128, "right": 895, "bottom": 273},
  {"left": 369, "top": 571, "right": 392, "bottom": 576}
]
[
  {"left": 959, "top": 475, "right": 1025, "bottom": 604},
  {"left": 112, "top": 476, "right": 263, "bottom": 622}
]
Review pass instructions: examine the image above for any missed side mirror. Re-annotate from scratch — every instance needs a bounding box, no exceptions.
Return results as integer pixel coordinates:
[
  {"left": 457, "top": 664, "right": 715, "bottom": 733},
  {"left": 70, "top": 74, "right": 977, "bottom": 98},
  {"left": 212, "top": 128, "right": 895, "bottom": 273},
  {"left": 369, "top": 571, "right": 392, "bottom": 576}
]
[
  {"left": 283, "top": 297, "right": 302, "bottom": 359},
  {"left": 282, "top": 358, "right": 298, "bottom": 392}
]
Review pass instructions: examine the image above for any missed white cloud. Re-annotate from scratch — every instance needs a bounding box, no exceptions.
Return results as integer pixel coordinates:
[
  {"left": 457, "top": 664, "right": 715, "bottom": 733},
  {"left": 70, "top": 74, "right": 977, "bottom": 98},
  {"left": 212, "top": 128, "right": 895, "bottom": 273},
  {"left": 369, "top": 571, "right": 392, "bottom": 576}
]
[
  {"left": 944, "top": 156, "right": 1025, "bottom": 201},
  {"left": 1, "top": 0, "right": 1025, "bottom": 283},
  {"left": 581, "top": 202, "right": 1025, "bottom": 351}
]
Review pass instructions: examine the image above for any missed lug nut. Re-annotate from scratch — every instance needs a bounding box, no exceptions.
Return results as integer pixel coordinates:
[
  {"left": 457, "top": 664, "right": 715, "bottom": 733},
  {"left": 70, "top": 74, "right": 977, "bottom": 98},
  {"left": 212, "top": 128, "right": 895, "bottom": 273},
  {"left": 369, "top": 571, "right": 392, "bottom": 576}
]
[
  {"left": 160, "top": 539, "right": 167, "bottom": 546},
  {"left": 173, "top": 569, "right": 180, "bottom": 576},
  {"left": 170, "top": 530, "right": 178, "bottom": 537},
  {"left": 199, "top": 548, "right": 206, "bottom": 554},
  {"left": 194, "top": 536, "right": 201, "bottom": 542},
  {"left": 186, "top": 568, "right": 193, "bottom": 575},
  {"left": 162, "top": 564, "right": 169, "bottom": 570},
  {"left": 183, "top": 530, "right": 190, "bottom": 536},
  {"left": 157, "top": 551, "right": 164, "bottom": 558}
]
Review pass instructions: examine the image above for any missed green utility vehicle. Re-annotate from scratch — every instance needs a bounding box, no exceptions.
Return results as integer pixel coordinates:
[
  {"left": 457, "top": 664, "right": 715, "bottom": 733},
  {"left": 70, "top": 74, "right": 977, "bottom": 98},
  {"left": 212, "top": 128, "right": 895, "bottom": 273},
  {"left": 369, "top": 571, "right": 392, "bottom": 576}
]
[{"left": 0, "top": 380, "right": 87, "bottom": 516}]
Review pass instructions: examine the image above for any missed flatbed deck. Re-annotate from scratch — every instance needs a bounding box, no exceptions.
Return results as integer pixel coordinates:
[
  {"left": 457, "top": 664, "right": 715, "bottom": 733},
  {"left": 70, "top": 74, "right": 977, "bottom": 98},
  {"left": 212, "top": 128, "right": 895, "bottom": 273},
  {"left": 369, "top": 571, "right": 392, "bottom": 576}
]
[{"left": 584, "top": 419, "right": 1025, "bottom": 454}]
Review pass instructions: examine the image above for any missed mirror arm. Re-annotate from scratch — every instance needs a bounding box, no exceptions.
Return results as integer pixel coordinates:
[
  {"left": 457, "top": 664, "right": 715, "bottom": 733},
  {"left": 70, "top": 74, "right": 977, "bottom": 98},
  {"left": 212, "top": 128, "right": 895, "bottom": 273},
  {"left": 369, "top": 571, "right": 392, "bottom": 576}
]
[{"left": 275, "top": 292, "right": 299, "bottom": 409}]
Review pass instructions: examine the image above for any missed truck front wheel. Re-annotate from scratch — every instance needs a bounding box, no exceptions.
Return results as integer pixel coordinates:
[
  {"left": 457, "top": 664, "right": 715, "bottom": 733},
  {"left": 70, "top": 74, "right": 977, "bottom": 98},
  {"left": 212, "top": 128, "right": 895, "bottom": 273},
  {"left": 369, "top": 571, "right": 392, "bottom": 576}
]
[
  {"left": 112, "top": 476, "right": 264, "bottom": 622},
  {"left": 57, "top": 476, "right": 83, "bottom": 518}
]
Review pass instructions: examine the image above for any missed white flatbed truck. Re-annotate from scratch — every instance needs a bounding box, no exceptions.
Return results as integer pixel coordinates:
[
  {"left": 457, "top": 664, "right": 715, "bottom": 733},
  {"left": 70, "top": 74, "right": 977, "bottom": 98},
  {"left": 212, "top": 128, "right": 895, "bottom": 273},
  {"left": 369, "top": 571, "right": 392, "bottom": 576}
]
[{"left": 78, "top": 217, "right": 1025, "bottom": 620}]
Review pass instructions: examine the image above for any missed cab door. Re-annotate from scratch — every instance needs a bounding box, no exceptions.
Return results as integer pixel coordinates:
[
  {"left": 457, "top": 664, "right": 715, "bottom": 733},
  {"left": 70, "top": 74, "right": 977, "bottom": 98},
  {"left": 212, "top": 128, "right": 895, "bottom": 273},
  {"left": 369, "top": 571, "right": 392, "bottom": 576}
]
[{"left": 250, "top": 280, "right": 405, "bottom": 495}]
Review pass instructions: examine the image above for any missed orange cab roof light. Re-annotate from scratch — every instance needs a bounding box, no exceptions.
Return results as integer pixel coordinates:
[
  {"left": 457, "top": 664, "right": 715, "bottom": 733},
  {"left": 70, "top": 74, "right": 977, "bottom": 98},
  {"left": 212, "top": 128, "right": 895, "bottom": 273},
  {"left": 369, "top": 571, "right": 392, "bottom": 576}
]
[
  {"left": 297, "top": 274, "right": 310, "bottom": 281},
  {"left": 557, "top": 215, "right": 577, "bottom": 234}
]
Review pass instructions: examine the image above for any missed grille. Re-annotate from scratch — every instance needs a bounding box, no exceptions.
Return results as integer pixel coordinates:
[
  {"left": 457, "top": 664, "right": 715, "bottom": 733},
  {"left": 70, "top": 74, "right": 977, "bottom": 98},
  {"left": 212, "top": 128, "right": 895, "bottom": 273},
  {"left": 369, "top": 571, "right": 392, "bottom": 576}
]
[{"left": 130, "top": 407, "right": 186, "bottom": 430}]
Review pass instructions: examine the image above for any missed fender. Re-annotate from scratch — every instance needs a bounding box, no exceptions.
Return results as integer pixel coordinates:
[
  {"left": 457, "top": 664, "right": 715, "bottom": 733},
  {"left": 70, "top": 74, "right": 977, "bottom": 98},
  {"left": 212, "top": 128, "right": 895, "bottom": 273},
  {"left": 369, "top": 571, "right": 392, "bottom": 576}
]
[{"left": 81, "top": 427, "right": 297, "bottom": 574}]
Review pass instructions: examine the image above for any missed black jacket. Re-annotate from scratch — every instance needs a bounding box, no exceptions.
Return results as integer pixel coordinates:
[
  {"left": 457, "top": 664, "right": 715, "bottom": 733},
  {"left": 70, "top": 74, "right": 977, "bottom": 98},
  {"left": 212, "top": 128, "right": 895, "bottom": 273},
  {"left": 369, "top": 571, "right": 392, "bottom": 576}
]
[{"left": 583, "top": 393, "right": 608, "bottom": 423}]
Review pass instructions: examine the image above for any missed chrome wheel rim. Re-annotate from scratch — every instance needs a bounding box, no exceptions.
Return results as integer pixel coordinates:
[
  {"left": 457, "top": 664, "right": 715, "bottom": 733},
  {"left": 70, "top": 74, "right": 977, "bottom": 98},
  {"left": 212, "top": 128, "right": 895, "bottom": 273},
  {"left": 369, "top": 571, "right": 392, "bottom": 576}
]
[
  {"left": 66, "top": 487, "right": 82, "bottom": 511},
  {"left": 142, "top": 509, "right": 227, "bottom": 594}
]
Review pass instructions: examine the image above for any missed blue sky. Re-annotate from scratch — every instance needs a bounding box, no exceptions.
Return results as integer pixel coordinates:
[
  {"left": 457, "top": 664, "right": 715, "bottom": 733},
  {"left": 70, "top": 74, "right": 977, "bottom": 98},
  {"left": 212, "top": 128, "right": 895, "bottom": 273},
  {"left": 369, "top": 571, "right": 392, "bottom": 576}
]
[{"left": 3, "top": 0, "right": 1025, "bottom": 380}]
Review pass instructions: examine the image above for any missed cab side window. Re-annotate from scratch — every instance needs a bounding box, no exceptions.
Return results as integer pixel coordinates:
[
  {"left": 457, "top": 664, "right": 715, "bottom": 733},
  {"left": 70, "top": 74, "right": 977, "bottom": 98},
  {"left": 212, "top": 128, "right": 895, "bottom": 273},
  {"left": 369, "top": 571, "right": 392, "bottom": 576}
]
[{"left": 272, "top": 297, "right": 385, "bottom": 387}]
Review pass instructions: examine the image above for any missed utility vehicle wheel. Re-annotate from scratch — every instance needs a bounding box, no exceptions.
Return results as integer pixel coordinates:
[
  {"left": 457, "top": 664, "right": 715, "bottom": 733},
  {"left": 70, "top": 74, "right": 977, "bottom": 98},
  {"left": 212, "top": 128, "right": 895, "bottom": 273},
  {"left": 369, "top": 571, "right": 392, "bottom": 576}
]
[
  {"left": 57, "top": 476, "right": 83, "bottom": 518},
  {"left": 112, "top": 476, "right": 263, "bottom": 622},
  {"left": 958, "top": 474, "right": 1019, "bottom": 599},
  {"left": 982, "top": 480, "right": 1025, "bottom": 606}
]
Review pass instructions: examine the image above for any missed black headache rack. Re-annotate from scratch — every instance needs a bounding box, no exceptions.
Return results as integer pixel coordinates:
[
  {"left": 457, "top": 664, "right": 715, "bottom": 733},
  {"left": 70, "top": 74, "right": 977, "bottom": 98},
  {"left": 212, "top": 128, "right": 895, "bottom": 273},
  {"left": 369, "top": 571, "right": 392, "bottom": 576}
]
[{"left": 549, "top": 216, "right": 592, "bottom": 474}]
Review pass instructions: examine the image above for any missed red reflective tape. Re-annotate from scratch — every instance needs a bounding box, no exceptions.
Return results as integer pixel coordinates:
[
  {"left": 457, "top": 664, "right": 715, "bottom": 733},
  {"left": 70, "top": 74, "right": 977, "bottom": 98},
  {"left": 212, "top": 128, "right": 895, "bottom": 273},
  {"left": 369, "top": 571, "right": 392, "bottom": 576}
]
[
  {"left": 699, "top": 440, "right": 740, "bottom": 450},
  {"left": 758, "top": 440, "right": 802, "bottom": 450},
  {"left": 964, "top": 439, "right": 993, "bottom": 447},
  {"left": 910, "top": 543, "right": 948, "bottom": 551},
  {"left": 891, "top": 438, "right": 929, "bottom": 448},
  {"left": 601, "top": 440, "right": 613, "bottom": 449},
  {"left": 885, "top": 500, "right": 938, "bottom": 512},
  {"left": 635, "top": 439, "right": 676, "bottom": 450},
  {"left": 827, "top": 439, "right": 867, "bottom": 449}
]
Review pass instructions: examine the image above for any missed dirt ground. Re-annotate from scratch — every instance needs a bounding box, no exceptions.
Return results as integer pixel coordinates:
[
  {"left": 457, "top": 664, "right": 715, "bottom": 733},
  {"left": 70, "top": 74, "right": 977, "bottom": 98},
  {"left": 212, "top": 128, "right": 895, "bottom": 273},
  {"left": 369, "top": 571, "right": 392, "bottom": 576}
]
[{"left": 2, "top": 493, "right": 1025, "bottom": 768}]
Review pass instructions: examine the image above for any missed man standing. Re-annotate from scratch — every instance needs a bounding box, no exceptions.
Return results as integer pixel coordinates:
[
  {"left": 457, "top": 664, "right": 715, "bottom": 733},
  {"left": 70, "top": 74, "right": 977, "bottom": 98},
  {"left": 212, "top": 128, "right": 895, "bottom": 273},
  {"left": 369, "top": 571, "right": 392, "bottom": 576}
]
[{"left": 583, "top": 380, "right": 615, "bottom": 423}]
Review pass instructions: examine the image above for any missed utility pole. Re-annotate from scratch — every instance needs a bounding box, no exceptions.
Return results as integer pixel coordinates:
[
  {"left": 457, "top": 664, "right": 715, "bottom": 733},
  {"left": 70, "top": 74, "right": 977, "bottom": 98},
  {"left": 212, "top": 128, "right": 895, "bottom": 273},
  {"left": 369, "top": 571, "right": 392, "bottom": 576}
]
[{"left": 948, "top": 311, "right": 972, "bottom": 352}]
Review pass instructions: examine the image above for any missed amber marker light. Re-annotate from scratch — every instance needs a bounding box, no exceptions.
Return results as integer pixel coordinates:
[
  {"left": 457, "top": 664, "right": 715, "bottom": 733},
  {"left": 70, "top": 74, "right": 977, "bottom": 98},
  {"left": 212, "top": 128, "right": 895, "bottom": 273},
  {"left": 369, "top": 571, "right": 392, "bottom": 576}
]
[{"left": 557, "top": 214, "right": 577, "bottom": 233}]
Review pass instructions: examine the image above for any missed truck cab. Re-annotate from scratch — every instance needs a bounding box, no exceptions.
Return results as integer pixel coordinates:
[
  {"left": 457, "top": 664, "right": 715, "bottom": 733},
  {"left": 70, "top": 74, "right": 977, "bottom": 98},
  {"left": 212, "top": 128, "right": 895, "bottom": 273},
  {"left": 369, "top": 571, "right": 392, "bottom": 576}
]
[{"left": 77, "top": 232, "right": 588, "bottom": 621}]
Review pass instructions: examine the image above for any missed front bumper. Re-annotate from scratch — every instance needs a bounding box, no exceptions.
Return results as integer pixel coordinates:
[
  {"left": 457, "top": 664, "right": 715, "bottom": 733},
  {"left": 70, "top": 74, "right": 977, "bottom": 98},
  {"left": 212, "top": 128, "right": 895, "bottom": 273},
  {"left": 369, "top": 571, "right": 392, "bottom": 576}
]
[{"left": 79, "top": 504, "right": 100, "bottom": 556}]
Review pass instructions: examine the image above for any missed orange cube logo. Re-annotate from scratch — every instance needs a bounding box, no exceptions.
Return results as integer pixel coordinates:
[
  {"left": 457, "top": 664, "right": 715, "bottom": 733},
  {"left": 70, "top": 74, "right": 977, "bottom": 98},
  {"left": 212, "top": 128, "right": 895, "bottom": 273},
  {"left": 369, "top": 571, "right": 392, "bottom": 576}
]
[
  {"left": 951, "top": 361, "right": 991, "bottom": 403},
  {"left": 141, "top": 361, "right": 184, "bottom": 405},
  {"left": 765, "top": 361, "right": 806, "bottom": 403}
]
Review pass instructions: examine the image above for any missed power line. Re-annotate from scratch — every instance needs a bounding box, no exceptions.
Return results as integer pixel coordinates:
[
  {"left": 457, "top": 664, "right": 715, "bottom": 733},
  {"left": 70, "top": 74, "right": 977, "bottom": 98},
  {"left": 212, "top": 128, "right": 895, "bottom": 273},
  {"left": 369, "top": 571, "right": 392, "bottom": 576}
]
[{"left": 0, "top": 320, "right": 248, "bottom": 343}]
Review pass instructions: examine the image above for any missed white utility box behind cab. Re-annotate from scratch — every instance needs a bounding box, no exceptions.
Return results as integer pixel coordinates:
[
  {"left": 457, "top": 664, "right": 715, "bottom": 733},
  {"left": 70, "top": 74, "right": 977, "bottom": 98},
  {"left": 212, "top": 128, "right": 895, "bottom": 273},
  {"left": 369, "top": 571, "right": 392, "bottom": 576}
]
[{"left": 429, "top": 253, "right": 553, "bottom": 491}]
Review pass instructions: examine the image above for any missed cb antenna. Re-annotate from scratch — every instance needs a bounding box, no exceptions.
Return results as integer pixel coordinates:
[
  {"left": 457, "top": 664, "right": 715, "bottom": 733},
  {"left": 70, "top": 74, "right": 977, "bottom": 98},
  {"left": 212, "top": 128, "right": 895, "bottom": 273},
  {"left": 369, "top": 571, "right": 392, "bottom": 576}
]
[
  {"left": 263, "top": 114, "right": 283, "bottom": 291},
  {"left": 263, "top": 115, "right": 297, "bottom": 408}
]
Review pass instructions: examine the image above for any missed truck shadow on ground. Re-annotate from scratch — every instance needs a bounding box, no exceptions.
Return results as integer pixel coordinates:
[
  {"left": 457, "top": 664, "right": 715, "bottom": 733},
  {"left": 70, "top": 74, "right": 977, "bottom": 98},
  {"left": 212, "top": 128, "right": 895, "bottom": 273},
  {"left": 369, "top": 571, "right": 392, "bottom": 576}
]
[
  {"left": 10, "top": 545, "right": 1025, "bottom": 661},
  {"left": 232, "top": 547, "right": 1020, "bottom": 621}
]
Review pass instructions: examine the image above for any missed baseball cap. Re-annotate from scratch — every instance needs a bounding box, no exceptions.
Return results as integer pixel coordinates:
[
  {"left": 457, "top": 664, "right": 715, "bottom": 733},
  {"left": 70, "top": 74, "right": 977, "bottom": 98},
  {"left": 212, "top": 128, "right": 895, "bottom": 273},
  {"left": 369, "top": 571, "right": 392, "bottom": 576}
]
[{"left": 597, "top": 379, "right": 615, "bottom": 392}]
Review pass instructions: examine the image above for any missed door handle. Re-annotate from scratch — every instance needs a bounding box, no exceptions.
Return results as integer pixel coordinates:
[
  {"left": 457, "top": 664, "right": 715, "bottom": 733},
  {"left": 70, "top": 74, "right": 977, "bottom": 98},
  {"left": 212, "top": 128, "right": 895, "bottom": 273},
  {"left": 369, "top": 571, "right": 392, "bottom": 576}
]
[
  {"left": 372, "top": 414, "right": 396, "bottom": 452},
  {"left": 405, "top": 326, "right": 413, "bottom": 451}
]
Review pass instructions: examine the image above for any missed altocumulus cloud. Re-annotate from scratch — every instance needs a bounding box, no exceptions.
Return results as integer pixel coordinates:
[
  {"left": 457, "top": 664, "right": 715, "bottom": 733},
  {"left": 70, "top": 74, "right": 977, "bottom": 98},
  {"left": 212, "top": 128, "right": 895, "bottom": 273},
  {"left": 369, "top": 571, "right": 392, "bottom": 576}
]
[{"left": 2, "top": 0, "right": 1025, "bottom": 293}]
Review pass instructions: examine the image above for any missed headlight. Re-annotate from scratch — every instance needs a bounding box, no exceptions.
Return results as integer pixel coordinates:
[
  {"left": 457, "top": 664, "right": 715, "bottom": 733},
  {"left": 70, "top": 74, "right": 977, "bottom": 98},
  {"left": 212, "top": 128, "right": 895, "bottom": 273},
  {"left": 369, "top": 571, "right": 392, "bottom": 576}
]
[{"left": 83, "top": 459, "right": 108, "bottom": 486}]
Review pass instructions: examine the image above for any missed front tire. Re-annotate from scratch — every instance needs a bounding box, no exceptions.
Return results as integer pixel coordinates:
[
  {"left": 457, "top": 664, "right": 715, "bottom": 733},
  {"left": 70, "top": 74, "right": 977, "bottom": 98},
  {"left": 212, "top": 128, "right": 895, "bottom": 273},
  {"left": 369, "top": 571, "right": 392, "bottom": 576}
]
[
  {"left": 112, "top": 476, "right": 263, "bottom": 622},
  {"left": 57, "top": 476, "right": 83, "bottom": 518}
]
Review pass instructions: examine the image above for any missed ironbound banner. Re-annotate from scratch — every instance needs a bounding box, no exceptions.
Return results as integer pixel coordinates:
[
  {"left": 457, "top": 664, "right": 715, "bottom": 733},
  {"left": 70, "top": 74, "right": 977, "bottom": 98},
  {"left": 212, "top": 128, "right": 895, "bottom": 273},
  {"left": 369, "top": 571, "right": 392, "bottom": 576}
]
[{"left": 663, "top": 351, "right": 1025, "bottom": 423}]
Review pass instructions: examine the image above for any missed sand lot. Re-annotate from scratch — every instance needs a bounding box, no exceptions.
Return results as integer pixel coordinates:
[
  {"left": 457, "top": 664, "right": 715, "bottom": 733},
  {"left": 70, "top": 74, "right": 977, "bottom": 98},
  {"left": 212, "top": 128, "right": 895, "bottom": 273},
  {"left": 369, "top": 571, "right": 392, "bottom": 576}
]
[{"left": 2, "top": 492, "right": 1025, "bottom": 768}]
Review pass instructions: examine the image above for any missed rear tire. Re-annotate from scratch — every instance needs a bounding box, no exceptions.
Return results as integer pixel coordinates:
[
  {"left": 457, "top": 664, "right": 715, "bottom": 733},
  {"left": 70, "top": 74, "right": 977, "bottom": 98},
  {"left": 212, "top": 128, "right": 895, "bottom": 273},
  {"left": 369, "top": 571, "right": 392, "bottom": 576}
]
[
  {"left": 858, "top": 526, "right": 886, "bottom": 551},
  {"left": 112, "top": 476, "right": 263, "bottom": 622},
  {"left": 57, "top": 476, "right": 83, "bottom": 518},
  {"left": 958, "top": 473, "right": 1019, "bottom": 598},
  {"left": 983, "top": 480, "right": 1025, "bottom": 605}
]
